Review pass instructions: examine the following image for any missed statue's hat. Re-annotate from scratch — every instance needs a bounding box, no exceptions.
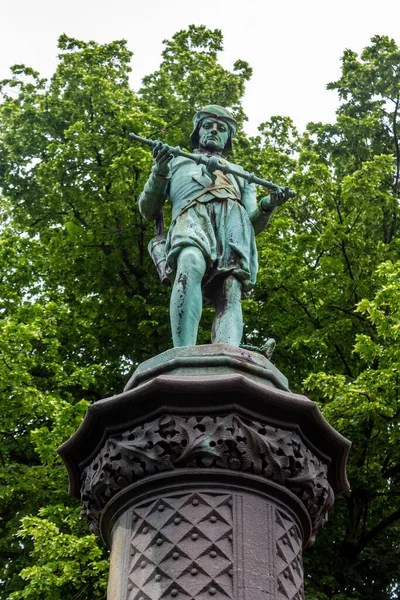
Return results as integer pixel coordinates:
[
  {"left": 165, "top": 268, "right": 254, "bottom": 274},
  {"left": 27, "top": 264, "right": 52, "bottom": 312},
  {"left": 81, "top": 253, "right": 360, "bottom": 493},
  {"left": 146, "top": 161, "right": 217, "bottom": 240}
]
[{"left": 190, "top": 105, "right": 237, "bottom": 152}]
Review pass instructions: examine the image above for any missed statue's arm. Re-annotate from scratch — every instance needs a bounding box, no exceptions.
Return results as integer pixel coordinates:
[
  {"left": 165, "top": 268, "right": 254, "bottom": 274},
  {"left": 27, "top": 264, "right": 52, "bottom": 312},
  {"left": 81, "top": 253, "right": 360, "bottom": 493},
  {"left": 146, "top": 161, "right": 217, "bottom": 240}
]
[
  {"left": 240, "top": 180, "right": 274, "bottom": 235},
  {"left": 138, "top": 166, "right": 170, "bottom": 221},
  {"left": 244, "top": 183, "right": 290, "bottom": 235},
  {"left": 249, "top": 198, "right": 276, "bottom": 236},
  {"left": 138, "top": 142, "right": 173, "bottom": 221}
]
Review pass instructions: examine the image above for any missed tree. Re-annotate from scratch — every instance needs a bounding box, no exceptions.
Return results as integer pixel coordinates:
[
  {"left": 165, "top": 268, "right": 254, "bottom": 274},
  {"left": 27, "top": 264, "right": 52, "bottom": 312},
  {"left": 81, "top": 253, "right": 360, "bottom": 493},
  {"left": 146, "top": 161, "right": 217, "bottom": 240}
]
[
  {"left": 0, "top": 27, "right": 253, "bottom": 599},
  {"left": 139, "top": 24, "right": 252, "bottom": 147},
  {"left": 0, "top": 34, "right": 158, "bottom": 600},
  {"left": 304, "top": 260, "right": 400, "bottom": 600},
  {"left": 243, "top": 35, "right": 400, "bottom": 599},
  {"left": 0, "top": 28, "right": 399, "bottom": 600}
]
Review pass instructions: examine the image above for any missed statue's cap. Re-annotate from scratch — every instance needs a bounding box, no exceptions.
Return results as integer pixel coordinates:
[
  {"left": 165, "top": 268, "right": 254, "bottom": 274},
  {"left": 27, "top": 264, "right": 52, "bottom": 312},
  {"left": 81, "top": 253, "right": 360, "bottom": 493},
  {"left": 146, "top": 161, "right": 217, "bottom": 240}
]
[{"left": 190, "top": 105, "right": 237, "bottom": 151}]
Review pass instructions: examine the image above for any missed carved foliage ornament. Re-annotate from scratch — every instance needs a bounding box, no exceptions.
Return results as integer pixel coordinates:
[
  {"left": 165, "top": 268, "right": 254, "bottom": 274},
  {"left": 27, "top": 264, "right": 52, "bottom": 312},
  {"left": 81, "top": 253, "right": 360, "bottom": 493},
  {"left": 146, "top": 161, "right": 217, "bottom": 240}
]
[{"left": 81, "top": 414, "right": 334, "bottom": 537}]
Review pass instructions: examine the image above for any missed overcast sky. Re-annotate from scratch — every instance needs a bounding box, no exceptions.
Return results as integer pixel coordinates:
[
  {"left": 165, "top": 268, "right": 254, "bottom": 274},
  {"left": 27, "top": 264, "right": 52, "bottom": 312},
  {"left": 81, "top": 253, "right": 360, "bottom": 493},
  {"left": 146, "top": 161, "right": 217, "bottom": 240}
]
[{"left": 1, "top": 0, "right": 399, "bottom": 135}]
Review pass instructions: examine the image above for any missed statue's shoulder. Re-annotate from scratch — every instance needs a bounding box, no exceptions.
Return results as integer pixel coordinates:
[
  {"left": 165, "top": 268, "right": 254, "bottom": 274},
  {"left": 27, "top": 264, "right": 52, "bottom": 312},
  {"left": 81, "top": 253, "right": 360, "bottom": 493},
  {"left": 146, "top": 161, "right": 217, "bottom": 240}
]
[
  {"left": 223, "top": 158, "right": 247, "bottom": 187},
  {"left": 174, "top": 155, "right": 188, "bottom": 164},
  {"left": 219, "top": 155, "right": 243, "bottom": 171},
  {"left": 171, "top": 155, "right": 195, "bottom": 169},
  {"left": 227, "top": 160, "right": 244, "bottom": 171}
]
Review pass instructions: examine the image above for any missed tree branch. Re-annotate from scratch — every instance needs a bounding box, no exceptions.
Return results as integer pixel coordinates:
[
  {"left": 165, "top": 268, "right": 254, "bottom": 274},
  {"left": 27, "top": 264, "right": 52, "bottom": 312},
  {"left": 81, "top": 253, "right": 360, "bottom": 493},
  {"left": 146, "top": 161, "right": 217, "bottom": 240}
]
[
  {"left": 392, "top": 97, "right": 400, "bottom": 197},
  {"left": 339, "top": 239, "right": 358, "bottom": 303},
  {"left": 282, "top": 285, "right": 320, "bottom": 327},
  {"left": 328, "top": 304, "right": 368, "bottom": 323},
  {"left": 333, "top": 340, "right": 354, "bottom": 378},
  {"left": 357, "top": 506, "right": 400, "bottom": 553},
  {"left": 66, "top": 200, "right": 89, "bottom": 229}
]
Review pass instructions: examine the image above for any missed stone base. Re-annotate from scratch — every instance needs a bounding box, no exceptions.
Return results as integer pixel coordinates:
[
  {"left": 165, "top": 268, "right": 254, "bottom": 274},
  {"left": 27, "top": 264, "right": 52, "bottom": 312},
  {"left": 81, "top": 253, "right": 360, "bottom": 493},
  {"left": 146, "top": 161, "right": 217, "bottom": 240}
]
[
  {"left": 108, "top": 475, "right": 305, "bottom": 600},
  {"left": 124, "top": 345, "right": 289, "bottom": 392},
  {"left": 58, "top": 345, "right": 350, "bottom": 600}
]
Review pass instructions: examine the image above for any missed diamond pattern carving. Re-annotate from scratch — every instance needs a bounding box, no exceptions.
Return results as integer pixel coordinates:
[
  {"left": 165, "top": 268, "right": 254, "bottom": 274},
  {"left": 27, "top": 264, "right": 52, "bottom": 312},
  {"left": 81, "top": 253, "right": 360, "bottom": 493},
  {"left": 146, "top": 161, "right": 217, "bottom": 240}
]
[
  {"left": 126, "top": 493, "right": 233, "bottom": 600},
  {"left": 275, "top": 509, "right": 304, "bottom": 600}
]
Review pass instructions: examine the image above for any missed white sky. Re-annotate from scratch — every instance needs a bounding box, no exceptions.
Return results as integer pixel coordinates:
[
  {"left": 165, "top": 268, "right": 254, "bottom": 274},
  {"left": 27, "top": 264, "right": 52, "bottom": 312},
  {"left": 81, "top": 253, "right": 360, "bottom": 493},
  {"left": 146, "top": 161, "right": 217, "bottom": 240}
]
[{"left": 1, "top": 0, "right": 399, "bottom": 135}]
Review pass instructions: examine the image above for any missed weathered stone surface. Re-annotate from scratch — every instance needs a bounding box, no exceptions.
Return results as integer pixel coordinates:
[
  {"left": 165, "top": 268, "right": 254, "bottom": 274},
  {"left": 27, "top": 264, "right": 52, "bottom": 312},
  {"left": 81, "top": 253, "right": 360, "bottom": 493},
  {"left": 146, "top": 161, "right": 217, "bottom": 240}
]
[
  {"left": 58, "top": 345, "right": 350, "bottom": 600},
  {"left": 124, "top": 344, "right": 289, "bottom": 391},
  {"left": 108, "top": 488, "right": 305, "bottom": 600},
  {"left": 124, "top": 493, "right": 234, "bottom": 600},
  {"left": 81, "top": 414, "right": 334, "bottom": 540}
]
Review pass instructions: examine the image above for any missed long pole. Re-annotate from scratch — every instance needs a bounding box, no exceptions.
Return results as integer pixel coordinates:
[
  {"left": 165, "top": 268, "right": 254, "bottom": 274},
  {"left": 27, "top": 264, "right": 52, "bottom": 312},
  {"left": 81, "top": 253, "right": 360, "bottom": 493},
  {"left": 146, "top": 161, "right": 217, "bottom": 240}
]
[{"left": 129, "top": 132, "right": 295, "bottom": 196}]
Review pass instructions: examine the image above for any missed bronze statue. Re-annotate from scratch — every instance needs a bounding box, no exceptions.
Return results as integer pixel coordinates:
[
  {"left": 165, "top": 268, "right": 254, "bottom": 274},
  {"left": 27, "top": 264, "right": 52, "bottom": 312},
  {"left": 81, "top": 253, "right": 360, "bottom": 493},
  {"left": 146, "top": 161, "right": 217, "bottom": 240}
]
[{"left": 135, "top": 105, "right": 293, "bottom": 347}]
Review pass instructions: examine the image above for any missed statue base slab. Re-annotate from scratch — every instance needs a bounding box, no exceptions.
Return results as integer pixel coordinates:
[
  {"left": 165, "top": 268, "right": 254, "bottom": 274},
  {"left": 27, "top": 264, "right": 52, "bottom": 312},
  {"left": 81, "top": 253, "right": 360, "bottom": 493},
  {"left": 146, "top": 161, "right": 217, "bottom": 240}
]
[{"left": 124, "top": 344, "right": 289, "bottom": 392}]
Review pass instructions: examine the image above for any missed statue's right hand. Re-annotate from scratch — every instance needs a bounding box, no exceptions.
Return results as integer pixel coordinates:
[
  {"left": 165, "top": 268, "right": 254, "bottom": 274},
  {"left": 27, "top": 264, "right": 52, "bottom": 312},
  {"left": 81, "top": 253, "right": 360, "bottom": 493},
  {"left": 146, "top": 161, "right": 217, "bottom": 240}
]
[{"left": 153, "top": 142, "right": 173, "bottom": 177}]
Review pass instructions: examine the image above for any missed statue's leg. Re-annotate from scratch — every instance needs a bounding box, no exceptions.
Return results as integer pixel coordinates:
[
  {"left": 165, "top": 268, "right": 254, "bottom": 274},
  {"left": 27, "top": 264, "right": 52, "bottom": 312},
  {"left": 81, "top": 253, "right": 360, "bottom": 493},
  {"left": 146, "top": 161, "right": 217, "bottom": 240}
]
[
  {"left": 211, "top": 275, "right": 243, "bottom": 346},
  {"left": 170, "top": 246, "right": 206, "bottom": 347}
]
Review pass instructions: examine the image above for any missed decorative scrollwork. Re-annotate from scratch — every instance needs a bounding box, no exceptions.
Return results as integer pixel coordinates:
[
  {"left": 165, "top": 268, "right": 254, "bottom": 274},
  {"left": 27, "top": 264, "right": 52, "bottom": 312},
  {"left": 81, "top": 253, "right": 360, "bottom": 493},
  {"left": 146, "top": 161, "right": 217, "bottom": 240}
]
[{"left": 81, "top": 414, "right": 334, "bottom": 538}]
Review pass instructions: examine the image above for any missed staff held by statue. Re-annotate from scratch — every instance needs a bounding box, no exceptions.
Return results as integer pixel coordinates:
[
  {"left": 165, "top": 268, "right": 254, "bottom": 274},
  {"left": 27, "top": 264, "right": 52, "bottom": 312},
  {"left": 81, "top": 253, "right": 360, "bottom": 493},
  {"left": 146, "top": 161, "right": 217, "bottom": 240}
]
[{"left": 128, "top": 132, "right": 296, "bottom": 198}]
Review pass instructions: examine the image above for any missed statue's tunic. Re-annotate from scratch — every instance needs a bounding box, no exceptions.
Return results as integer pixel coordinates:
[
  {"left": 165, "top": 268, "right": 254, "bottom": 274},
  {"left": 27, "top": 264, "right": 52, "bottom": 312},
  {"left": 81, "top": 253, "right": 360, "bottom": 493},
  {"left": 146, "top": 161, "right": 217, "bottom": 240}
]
[{"left": 140, "top": 154, "right": 261, "bottom": 300}]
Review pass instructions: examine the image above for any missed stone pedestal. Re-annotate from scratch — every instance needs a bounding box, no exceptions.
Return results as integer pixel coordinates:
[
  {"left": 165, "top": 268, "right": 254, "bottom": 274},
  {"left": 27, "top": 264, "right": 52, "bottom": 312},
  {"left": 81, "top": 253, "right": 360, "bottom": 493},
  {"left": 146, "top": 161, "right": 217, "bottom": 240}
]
[{"left": 58, "top": 345, "right": 350, "bottom": 600}]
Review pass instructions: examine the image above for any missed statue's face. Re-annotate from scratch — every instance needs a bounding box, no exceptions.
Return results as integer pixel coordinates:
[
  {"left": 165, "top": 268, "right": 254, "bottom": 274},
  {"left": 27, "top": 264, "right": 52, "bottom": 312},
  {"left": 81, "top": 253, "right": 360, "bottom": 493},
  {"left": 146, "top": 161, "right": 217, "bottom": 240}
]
[{"left": 198, "top": 118, "right": 229, "bottom": 152}]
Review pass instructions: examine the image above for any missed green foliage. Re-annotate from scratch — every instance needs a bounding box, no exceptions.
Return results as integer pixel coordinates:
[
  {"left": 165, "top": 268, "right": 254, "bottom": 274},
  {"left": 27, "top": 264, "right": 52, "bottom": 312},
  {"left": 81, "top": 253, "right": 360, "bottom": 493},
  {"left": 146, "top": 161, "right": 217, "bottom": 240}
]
[
  {"left": 0, "top": 28, "right": 399, "bottom": 600},
  {"left": 237, "top": 34, "right": 400, "bottom": 600},
  {"left": 0, "top": 27, "right": 252, "bottom": 599},
  {"left": 10, "top": 506, "right": 108, "bottom": 599},
  {"left": 303, "top": 263, "right": 400, "bottom": 599},
  {"left": 140, "top": 24, "right": 252, "bottom": 148}
]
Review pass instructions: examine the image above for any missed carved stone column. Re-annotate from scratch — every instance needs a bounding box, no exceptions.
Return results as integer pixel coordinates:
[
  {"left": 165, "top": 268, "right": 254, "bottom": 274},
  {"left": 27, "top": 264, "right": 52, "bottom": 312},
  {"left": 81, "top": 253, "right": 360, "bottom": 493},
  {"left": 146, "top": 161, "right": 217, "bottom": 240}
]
[{"left": 59, "top": 345, "right": 350, "bottom": 600}]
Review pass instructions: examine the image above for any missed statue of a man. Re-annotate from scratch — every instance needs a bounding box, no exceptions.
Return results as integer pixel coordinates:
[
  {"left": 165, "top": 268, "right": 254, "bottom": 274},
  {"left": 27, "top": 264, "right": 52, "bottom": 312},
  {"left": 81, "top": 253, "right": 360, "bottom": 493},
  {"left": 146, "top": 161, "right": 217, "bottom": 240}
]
[{"left": 139, "top": 105, "right": 289, "bottom": 347}]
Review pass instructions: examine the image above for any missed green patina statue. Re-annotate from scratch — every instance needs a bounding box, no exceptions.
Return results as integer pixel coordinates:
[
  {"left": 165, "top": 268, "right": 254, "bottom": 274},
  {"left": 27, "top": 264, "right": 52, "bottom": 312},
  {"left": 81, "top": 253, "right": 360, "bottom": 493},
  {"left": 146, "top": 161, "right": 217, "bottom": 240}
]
[{"left": 137, "top": 105, "right": 292, "bottom": 348}]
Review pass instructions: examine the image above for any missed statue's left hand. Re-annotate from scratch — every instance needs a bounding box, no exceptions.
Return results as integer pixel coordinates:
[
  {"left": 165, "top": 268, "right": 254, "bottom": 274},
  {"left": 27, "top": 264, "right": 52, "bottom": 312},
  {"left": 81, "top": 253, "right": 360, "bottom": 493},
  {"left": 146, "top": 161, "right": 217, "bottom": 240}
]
[{"left": 260, "top": 187, "right": 292, "bottom": 212}]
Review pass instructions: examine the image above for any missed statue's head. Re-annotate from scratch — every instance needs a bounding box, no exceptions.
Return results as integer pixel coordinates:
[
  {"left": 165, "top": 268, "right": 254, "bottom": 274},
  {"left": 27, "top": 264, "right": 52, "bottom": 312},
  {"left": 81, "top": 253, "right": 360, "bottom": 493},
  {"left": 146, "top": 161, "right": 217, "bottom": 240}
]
[{"left": 190, "top": 105, "right": 237, "bottom": 153}]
